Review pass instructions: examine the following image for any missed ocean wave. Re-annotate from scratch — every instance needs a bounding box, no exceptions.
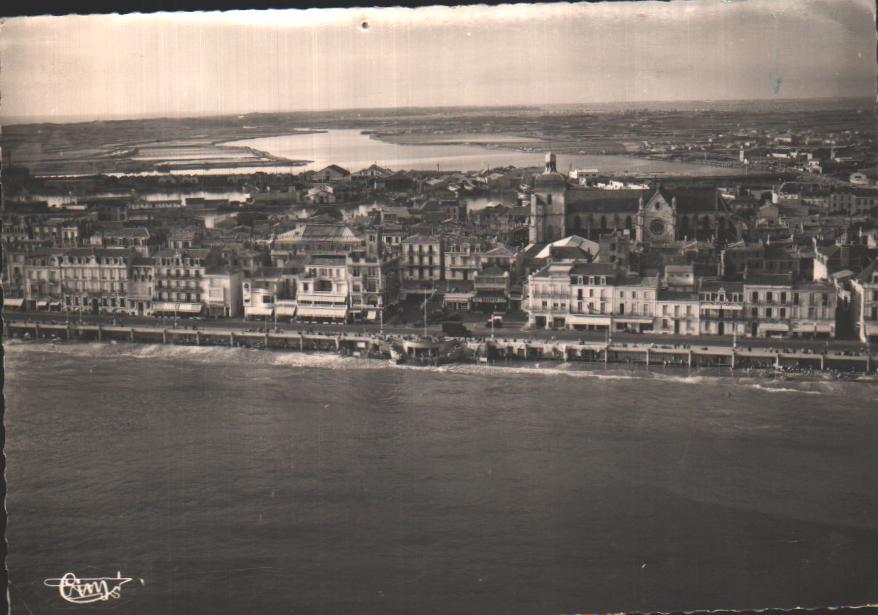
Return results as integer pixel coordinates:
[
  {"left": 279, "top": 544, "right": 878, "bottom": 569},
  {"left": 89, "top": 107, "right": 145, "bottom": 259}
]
[
  {"left": 4, "top": 340, "right": 387, "bottom": 371},
  {"left": 745, "top": 383, "right": 823, "bottom": 395},
  {"left": 6, "top": 341, "right": 872, "bottom": 395}
]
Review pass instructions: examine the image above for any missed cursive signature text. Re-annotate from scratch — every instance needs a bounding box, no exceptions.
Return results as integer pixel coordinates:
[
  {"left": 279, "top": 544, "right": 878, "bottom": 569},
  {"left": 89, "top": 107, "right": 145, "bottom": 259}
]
[{"left": 44, "top": 572, "right": 133, "bottom": 604}]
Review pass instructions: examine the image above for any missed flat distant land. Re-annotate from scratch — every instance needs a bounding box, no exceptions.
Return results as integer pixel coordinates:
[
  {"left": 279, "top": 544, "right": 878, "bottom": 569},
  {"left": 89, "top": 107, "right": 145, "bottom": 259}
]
[{"left": 1, "top": 97, "right": 873, "bottom": 177}]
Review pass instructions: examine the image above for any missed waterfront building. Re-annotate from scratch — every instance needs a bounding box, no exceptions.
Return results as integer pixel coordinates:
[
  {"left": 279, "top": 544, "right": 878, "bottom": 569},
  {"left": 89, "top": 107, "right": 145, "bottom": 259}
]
[
  {"left": 698, "top": 281, "right": 746, "bottom": 336},
  {"left": 742, "top": 274, "right": 799, "bottom": 338},
  {"left": 59, "top": 247, "right": 132, "bottom": 314},
  {"left": 564, "top": 262, "right": 618, "bottom": 332},
  {"left": 295, "top": 255, "right": 351, "bottom": 322},
  {"left": 126, "top": 256, "right": 155, "bottom": 316},
  {"left": 472, "top": 265, "right": 510, "bottom": 313},
  {"left": 346, "top": 230, "right": 401, "bottom": 323},
  {"left": 401, "top": 234, "right": 443, "bottom": 284},
  {"left": 152, "top": 248, "right": 211, "bottom": 317},
  {"left": 444, "top": 281, "right": 475, "bottom": 312},
  {"left": 656, "top": 290, "right": 701, "bottom": 335},
  {"left": 526, "top": 261, "right": 575, "bottom": 330},
  {"left": 529, "top": 263, "right": 660, "bottom": 334},
  {"left": 850, "top": 261, "right": 878, "bottom": 343},
  {"left": 242, "top": 267, "right": 299, "bottom": 321},
  {"left": 23, "top": 249, "right": 64, "bottom": 311},
  {"left": 789, "top": 281, "right": 837, "bottom": 339},
  {"left": 612, "top": 274, "right": 658, "bottom": 332}
]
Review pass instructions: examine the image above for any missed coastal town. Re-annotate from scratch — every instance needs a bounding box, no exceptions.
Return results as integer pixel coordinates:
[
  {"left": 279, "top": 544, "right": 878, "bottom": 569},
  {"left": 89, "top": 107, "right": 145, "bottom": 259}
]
[
  {"left": 3, "top": 122, "right": 878, "bottom": 369},
  {"left": 5, "top": 3, "right": 878, "bottom": 615}
]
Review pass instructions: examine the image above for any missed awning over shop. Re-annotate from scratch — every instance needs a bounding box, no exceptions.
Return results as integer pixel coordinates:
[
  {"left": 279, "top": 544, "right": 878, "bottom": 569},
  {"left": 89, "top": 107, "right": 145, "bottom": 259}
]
[
  {"left": 4, "top": 297, "right": 25, "bottom": 308},
  {"left": 366, "top": 310, "right": 378, "bottom": 321},
  {"left": 36, "top": 300, "right": 49, "bottom": 308},
  {"left": 566, "top": 314, "right": 612, "bottom": 326},
  {"left": 49, "top": 301, "right": 63, "bottom": 307},
  {"left": 614, "top": 316, "right": 654, "bottom": 324},
  {"left": 759, "top": 322, "right": 790, "bottom": 332},
  {"left": 152, "top": 301, "right": 204, "bottom": 314},
  {"left": 245, "top": 306, "right": 274, "bottom": 317},
  {"left": 275, "top": 304, "right": 297, "bottom": 317},
  {"left": 297, "top": 305, "right": 348, "bottom": 319},
  {"left": 792, "top": 321, "right": 833, "bottom": 333}
]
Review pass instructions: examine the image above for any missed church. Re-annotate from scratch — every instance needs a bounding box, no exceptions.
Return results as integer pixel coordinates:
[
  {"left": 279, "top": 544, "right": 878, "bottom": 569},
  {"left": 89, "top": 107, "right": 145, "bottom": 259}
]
[{"left": 529, "top": 153, "right": 736, "bottom": 244}]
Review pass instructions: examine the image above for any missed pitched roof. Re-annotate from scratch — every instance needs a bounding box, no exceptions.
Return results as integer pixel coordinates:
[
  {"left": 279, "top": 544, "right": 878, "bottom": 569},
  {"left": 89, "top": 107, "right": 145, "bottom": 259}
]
[
  {"left": 663, "top": 188, "right": 721, "bottom": 214},
  {"left": 565, "top": 189, "right": 646, "bottom": 214},
  {"left": 317, "top": 164, "right": 351, "bottom": 176}
]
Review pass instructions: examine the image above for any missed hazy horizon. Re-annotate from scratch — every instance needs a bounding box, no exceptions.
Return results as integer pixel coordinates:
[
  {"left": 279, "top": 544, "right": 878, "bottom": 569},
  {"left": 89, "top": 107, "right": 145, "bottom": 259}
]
[
  {"left": 2, "top": 94, "right": 874, "bottom": 128},
  {"left": 2, "top": 0, "right": 875, "bottom": 124}
]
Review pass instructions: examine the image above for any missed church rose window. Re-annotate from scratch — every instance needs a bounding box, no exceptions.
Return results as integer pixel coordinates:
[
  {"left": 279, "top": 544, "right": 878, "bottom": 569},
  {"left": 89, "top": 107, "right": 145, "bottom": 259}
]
[{"left": 649, "top": 219, "right": 665, "bottom": 235}]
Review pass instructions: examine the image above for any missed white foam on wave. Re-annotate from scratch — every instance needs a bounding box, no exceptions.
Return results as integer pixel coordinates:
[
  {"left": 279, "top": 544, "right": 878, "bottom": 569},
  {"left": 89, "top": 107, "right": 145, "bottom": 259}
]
[
  {"left": 8, "top": 341, "right": 869, "bottom": 395},
  {"left": 745, "top": 383, "right": 823, "bottom": 395},
  {"left": 5, "top": 340, "right": 388, "bottom": 372}
]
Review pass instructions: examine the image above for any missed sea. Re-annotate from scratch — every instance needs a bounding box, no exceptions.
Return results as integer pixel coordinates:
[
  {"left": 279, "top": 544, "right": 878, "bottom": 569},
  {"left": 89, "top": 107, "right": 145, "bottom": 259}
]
[
  {"left": 222, "top": 129, "right": 741, "bottom": 176},
  {"left": 5, "top": 341, "right": 878, "bottom": 615}
]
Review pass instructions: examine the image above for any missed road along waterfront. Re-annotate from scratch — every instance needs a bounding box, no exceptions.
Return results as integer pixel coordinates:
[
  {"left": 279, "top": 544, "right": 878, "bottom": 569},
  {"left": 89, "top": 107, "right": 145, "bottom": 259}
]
[{"left": 6, "top": 317, "right": 875, "bottom": 375}]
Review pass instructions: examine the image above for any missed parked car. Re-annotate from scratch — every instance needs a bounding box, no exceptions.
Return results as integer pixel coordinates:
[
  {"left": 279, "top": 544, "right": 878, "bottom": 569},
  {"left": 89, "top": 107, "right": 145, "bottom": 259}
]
[{"left": 486, "top": 314, "right": 504, "bottom": 328}]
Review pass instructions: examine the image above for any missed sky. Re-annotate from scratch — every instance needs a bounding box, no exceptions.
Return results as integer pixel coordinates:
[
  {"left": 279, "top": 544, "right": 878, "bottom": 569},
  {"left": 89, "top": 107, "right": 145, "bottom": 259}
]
[{"left": 1, "top": 0, "right": 875, "bottom": 123}]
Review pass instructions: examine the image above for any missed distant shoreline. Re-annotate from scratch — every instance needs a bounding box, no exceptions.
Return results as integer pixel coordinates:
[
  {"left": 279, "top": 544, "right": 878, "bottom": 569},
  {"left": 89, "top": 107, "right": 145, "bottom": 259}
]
[{"left": 3, "top": 95, "right": 872, "bottom": 129}]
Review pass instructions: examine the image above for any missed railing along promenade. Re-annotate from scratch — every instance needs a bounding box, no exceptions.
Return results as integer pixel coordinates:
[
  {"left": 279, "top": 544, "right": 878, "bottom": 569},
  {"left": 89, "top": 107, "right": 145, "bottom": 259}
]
[{"left": 5, "top": 318, "right": 874, "bottom": 373}]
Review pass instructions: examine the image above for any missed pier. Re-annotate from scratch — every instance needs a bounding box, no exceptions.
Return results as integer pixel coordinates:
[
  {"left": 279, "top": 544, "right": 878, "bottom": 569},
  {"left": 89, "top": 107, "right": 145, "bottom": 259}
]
[{"left": 5, "top": 319, "right": 874, "bottom": 374}]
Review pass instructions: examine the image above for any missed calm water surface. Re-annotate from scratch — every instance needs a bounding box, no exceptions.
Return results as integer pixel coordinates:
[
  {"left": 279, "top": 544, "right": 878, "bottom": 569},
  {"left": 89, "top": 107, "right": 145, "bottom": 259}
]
[
  {"left": 224, "top": 129, "right": 740, "bottom": 176},
  {"left": 6, "top": 342, "right": 878, "bottom": 614}
]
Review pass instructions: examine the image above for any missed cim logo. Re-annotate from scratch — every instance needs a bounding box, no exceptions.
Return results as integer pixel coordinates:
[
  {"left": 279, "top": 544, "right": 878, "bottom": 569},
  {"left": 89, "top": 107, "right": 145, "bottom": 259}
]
[{"left": 44, "top": 572, "right": 135, "bottom": 605}]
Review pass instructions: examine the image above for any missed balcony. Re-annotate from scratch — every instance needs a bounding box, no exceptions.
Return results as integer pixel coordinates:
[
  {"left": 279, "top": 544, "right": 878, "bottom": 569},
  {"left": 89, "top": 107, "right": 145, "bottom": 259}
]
[{"left": 530, "top": 292, "right": 570, "bottom": 300}]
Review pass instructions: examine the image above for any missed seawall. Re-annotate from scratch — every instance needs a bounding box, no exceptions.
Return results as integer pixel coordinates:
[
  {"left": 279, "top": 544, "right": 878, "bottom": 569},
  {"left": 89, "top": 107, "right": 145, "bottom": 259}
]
[{"left": 5, "top": 319, "right": 875, "bottom": 374}]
